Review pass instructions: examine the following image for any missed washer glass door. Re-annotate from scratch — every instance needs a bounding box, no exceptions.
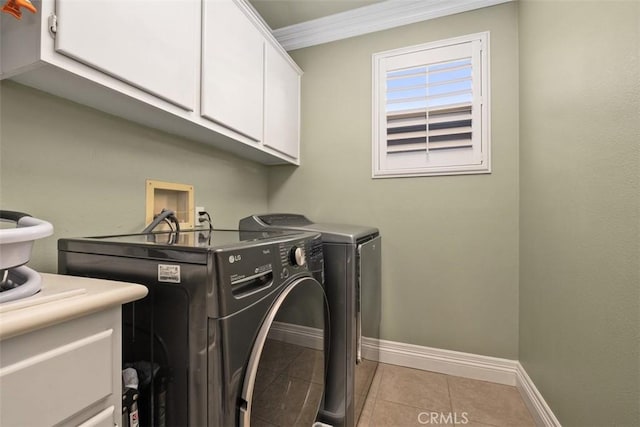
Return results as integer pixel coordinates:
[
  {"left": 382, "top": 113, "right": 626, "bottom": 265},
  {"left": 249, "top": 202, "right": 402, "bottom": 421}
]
[{"left": 240, "top": 276, "right": 328, "bottom": 426}]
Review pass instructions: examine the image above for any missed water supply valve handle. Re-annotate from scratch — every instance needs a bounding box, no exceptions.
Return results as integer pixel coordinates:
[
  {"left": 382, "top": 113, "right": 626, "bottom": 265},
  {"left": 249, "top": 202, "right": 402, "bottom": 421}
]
[{"left": 1, "top": 0, "right": 37, "bottom": 20}]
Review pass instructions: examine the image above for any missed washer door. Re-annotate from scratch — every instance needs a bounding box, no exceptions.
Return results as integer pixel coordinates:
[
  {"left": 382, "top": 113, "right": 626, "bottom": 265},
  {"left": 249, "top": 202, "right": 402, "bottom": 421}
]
[{"left": 240, "top": 276, "right": 329, "bottom": 427}]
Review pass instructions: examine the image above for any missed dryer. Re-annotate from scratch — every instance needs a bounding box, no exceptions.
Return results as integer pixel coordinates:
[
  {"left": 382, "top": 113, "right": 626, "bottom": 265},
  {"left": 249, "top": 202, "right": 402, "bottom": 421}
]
[
  {"left": 59, "top": 229, "right": 329, "bottom": 426},
  {"left": 239, "top": 214, "right": 381, "bottom": 427}
]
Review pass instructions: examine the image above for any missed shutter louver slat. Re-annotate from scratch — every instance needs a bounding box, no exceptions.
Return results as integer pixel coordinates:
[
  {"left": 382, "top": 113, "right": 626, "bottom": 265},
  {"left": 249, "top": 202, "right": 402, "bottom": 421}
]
[
  {"left": 428, "top": 139, "right": 473, "bottom": 150},
  {"left": 387, "top": 130, "right": 427, "bottom": 141},
  {"left": 387, "top": 117, "right": 427, "bottom": 129},
  {"left": 429, "top": 126, "right": 472, "bottom": 137},
  {"left": 387, "top": 143, "right": 429, "bottom": 153}
]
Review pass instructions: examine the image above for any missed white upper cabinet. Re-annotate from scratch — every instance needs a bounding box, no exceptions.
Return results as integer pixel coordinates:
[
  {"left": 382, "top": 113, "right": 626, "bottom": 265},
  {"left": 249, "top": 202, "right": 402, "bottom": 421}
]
[
  {"left": 202, "top": 0, "right": 264, "bottom": 141},
  {"left": 0, "top": 0, "right": 301, "bottom": 165},
  {"left": 264, "top": 43, "right": 301, "bottom": 160},
  {"left": 54, "top": 0, "right": 198, "bottom": 111}
]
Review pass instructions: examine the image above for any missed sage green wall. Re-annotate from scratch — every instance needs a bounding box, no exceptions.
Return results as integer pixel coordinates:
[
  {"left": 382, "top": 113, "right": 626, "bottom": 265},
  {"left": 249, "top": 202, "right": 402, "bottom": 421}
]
[
  {"left": 0, "top": 81, "right": 270, "bottom": 273},
  {"left": 519, "top": 1, "right": 640, "bottom": 426},
  {"left": 268, "top": 3, "right": 520, "bottom": 358}
]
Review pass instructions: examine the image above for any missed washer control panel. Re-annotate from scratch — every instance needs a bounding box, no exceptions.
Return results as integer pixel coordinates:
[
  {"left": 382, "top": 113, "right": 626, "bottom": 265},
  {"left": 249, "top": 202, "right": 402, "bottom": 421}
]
[
  {"left": 212, "top": 232, "right": 322, "bottom": 318},
  {"left": 276, "top": 234, "right": 324, "bottom": 282},
  {"left": 278, "top": 241, "right": 306, "bottom": 280}
]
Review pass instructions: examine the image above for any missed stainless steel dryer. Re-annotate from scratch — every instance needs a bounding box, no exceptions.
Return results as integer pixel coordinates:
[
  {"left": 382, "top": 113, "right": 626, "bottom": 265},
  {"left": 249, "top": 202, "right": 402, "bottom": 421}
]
[
  {"left": 239, "top": 214, "right": 381, "bottom": 427},
  {"left": 58, "top": 229, "right": 329, "bottom": 427}
]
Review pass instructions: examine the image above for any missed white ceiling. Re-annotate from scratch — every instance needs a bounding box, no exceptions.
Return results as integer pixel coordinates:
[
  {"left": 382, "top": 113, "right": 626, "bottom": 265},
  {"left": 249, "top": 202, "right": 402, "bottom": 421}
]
[{"left": 248, "top": 0, "right": 384, "bottom": 30}]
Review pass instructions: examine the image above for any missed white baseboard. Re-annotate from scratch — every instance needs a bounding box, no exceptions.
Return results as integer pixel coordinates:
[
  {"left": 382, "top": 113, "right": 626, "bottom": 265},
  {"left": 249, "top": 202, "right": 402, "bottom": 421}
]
[
  {"left": 362, "top": 337, "right": 518, "bottom": 386},
  {"left": 516, "top": 363, "right": 562, "bottom": 427},
  {"left": 269, "top": 322, "right": 560, "bottom": 427}
]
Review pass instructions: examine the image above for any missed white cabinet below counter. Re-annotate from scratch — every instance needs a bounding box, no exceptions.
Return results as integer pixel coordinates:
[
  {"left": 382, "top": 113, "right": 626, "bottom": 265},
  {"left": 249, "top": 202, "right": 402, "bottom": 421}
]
[
  {"left": 0, "top": 274, "right": 147, "bottom": 427},
  {"left": 0, "top": 0, "right": 302, "bottom": 165}
]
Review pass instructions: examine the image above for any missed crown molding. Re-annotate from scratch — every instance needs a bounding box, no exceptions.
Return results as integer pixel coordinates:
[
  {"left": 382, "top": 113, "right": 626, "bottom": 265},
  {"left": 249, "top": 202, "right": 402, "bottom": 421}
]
[{"left": 273, "top": 0, "right": 512, "bottom": 51}]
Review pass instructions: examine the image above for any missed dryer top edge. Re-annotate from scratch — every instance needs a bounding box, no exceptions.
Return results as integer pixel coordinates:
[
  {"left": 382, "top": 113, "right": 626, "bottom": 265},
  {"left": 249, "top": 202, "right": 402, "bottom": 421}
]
[{"left": 239, "top": 214, "right": 379, "bottom": 244}]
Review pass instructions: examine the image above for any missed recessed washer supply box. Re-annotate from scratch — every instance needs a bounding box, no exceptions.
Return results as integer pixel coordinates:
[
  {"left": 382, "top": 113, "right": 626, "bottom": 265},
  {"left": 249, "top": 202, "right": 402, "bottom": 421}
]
[{"left": 145, "top": 179, "right": 195, "bottom": 230}]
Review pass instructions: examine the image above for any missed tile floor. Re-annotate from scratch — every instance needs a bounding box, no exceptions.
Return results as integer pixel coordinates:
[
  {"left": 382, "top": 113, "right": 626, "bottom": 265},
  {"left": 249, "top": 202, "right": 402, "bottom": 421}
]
[
  {"left": 249, "top": 338, "right": 535, "bottom": 427},
  {"left": 357, "top": 363, "right": 536, "bottom": 427}
]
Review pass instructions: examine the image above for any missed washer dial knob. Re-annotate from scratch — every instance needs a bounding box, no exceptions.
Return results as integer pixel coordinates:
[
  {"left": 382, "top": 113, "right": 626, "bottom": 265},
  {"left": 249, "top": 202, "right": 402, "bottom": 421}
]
[{"left": 289, "top": 246, "right": 306, "bottom": 266}]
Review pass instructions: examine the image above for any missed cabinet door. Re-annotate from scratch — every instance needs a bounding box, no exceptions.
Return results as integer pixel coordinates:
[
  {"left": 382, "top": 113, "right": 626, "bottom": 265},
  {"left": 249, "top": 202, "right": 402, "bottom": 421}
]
[
  {"left": 54, "top": 0, "right": 198, "bottom": 111},
  {"left": 201, "top": 0, "right": 264, "bottom": 142},
  {"left": 264, "top": 43, "right": 301, "bottom": 160}
]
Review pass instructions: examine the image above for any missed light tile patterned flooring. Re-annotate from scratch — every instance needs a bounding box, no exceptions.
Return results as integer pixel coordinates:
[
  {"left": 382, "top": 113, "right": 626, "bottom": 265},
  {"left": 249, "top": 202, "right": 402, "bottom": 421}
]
[{"left": 357, "top": 363, "right": 536, "bottom": 427}]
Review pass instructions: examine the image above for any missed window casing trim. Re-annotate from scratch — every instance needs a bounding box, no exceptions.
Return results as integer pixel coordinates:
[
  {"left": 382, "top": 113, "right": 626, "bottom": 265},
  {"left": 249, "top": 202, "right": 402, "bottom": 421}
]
[{"left": 372, "top": 32, "right": 491, "bottom": 178}]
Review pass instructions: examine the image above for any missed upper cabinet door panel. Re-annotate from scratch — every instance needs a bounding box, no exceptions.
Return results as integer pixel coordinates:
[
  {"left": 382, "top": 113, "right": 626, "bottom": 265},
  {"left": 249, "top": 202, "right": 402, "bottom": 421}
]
[
  {"left": 201, "top": 0, "right": 264, "bottom": 142},
  {"left": 264, "top": 44, "right": 300, "bottom": 160},
  {"left": 54, "top": 0, "right": 198, "bottom": 111}
]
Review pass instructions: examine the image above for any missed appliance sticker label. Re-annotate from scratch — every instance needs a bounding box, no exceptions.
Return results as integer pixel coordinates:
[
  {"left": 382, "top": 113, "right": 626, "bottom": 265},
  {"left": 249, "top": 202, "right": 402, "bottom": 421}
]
[{"left": 158, "top": 264, "right": 181, "bottom": 283}]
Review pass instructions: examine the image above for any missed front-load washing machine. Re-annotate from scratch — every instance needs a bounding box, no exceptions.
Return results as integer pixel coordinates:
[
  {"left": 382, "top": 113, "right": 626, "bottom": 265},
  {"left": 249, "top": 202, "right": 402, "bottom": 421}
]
[
  {"left": 239, "top": 214, "right": 381, "bottom": 427},
  {"left": 59, "top": 229, "right": 329, "bottom": 426}
]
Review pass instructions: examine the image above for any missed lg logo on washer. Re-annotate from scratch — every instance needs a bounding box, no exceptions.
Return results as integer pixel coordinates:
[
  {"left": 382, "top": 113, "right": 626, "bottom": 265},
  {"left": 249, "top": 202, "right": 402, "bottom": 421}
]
[{"left": 228, "top": 254, "right": 242, "bottom": 263}]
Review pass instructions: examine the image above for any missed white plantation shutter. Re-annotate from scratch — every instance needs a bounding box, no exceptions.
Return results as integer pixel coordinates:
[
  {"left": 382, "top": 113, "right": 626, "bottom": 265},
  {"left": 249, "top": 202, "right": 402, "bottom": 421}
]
[
  {"left": 372, "top": 33, "right": 490, "bottom": 178},
  {"left": 386, "top": 60, "right": 473, "bottom": 153}
]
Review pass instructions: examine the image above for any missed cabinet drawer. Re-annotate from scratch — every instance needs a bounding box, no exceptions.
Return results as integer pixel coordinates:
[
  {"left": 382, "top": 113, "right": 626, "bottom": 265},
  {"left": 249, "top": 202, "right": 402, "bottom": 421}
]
[{"left": 0, "top": 329, "right": 114, "bottom": 426}]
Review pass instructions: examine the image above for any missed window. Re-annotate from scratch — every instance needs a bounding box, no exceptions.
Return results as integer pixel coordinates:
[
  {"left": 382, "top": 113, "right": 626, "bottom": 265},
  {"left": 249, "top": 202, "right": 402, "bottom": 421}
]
[{"left": 372, "top": 32, "right": 490, "bottom": 178}]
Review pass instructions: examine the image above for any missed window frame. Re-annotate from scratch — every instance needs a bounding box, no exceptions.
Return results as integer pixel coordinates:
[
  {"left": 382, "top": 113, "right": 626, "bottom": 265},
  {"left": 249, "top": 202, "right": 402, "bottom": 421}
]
[{"left": 372, "top": 32, "right": 491, "bottom": 178}]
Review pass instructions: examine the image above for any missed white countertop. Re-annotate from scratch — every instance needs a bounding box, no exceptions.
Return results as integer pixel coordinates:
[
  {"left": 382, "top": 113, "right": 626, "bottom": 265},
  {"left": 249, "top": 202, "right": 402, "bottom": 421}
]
[{"left": 0, "top": 273, "right": 148, "bottom": 341}]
